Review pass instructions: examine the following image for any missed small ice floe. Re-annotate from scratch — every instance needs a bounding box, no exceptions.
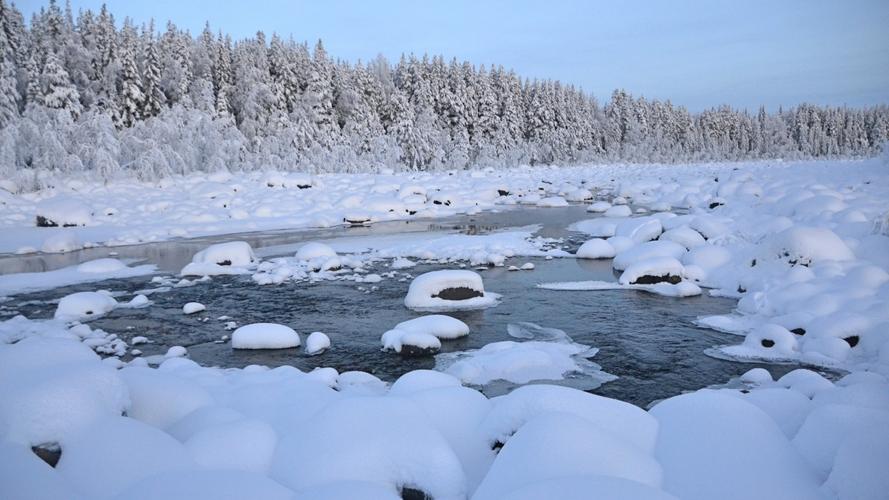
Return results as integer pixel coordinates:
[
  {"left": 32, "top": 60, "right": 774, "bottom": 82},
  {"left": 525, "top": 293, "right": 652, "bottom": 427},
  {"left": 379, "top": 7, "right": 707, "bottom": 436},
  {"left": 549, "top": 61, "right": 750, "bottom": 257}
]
[
  {"left": 181, "top": 241, "right": 258, "bottom": 276},
  {"left": 54, "top": 291, "right": 118, "bottom": 322},
  {"left": 382, "top": 315, "right": 470, "bottom": 357},
  {"left": 575, "top": 238, "right": 616, "bottom": 259},
  {"left": 231, "top": 323, "right": 300, "bottom": 349},
  {"left": 182, "top": 302, "right": 206, "bottom": 315},
  {"left": 305, "top": 332, "right": 330, "bottom": 356},
  {"left": 0, "top": 258, "right": 156, "bottom": 296},
  {"left": 435, "top": 322, "right": 616, "bottom": 390},
  {"left": 404, "top": 270, "right": 500, "bottom": 311},
  {"left": 390, "top": 257, "right": 416, "bottom": 269},
  {"left": 536, "top": 196, "right": 569, "bottom": 208}
]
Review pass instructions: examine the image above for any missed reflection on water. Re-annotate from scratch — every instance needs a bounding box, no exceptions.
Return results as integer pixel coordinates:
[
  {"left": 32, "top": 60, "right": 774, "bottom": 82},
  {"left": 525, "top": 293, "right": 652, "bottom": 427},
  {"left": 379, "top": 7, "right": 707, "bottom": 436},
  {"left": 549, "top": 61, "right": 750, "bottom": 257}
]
[{"left": 0, "top": 204, "right": 811, "bottom": 407}]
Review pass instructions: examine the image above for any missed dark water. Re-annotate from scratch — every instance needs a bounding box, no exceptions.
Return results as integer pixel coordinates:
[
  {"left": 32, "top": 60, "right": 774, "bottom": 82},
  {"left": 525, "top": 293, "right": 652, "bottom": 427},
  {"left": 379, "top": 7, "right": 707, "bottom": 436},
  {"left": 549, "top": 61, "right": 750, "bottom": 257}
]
[{"left": 0, "top": 205, "right": 803, "bottom": 407}]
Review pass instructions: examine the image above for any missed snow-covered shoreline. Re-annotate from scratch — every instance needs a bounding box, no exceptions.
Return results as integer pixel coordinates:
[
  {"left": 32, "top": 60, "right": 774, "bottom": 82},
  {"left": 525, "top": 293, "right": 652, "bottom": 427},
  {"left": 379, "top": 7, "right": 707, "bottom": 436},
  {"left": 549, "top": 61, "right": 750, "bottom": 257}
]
[{"left": 2, "top": 157, "right": 889, "bottom": 499}]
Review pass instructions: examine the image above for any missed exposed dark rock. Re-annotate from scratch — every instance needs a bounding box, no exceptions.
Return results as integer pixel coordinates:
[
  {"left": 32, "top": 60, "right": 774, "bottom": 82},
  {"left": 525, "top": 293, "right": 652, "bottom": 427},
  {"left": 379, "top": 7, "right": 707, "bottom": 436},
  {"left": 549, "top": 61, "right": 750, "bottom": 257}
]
[
  {"left": 761, "top": 339, "right": 775, "bottom": 348},
  {"left": 497, "top": 189, "right": 510, "bottom": 197},
  {"left": 631, "top": 274, "right": 682, "bottom": 285},
  {"left": 737, "top": 285, "right": 747, "bottom": 293},
  {"left": 297, "top": 184, "right": 311, "bottom": 189},
  {"left": 791, "top": 328, "right": 806, "bottom": 336},
  {"left": 217, "top": 260, "right": 232, "bottom": 266},
  {"left": 709, "top": 201, "right": 724, "bottom": 209},
  {"left": 491, "top": 440, "right": 505, "bottom": 452},
  {"left": 344, "top": 217, "right": 371, "bottom": 225},
  {"left": 401, "top": 487, "right": 432, "bottom": 500},
  {"left": 433, "top": 287, "right": 484, "bottom": 300},
  {"left": 36, "top": 215, "right": 78, "bottom": 227},
  {"left": 398, "top": 344, "right": 439, "bottom": 357},
  {"left": 407, "top": 210, "right": 417, "bottom": 215},
  {"left": 844, "top": 335, "right": 859, "bottom": 348},
  {"left": 750, "top": 259, "right": 757, "bottom": 267},
  {"left": 32, "top": 444, "right": 61, "bottom": 467}
]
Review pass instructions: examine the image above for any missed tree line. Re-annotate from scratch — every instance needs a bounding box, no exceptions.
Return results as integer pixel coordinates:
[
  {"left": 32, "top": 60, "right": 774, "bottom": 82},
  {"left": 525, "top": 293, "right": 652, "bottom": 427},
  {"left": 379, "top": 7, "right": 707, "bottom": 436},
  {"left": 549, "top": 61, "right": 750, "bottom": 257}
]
[{"left": 1, "top": 0, "right": 887, "bottom": 191}]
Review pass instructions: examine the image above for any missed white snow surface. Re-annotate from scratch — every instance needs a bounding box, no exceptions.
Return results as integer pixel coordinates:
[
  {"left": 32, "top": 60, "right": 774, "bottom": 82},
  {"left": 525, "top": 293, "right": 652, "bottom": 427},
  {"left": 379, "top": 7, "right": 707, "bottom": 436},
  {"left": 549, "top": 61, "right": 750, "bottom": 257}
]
[
  {"left": 404, "top": 270, "right": 500, "bottom": 311},
  {"left": 231, "top": 323, "right": 301, "bottom": 349},
  {"left": 0, "top": 259, "right": 156, "bottom": 297},
  {"left": 2, "top": 159, "right": 889, "bottom": 498}
]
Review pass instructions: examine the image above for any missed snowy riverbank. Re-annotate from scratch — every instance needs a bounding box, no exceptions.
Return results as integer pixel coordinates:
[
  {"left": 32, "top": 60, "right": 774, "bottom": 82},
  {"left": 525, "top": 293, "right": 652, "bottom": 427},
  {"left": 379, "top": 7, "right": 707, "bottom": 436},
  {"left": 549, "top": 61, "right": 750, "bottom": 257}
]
[{"left": 2, "top": 158, "right": 889, "bottom": 499}]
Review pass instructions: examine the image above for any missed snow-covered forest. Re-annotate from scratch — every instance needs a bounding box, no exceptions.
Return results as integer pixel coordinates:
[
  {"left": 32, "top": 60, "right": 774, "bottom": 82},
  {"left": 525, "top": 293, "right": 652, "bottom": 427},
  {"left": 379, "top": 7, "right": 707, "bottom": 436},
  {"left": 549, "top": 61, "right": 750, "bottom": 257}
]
[{"left": 1, "top": 0, "right": 888, "bottom": 191}]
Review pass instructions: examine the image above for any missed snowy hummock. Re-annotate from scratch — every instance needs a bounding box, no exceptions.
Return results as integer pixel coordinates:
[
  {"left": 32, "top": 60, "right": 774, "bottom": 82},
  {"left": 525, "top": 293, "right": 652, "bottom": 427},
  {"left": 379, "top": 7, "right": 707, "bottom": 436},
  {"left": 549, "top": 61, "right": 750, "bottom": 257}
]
[
  {"left": 404, "top": 270, "right": 500, "bottom": 311},
  {"left": 575, "top": 238, "right": 616, "bottom": 259},
  {"left": 231, "top": 323, "right": 300, "bottom": 349},
  {"left": 180, "top": 241, "right": 258, "bottom": 276},
  {"left": 35, "top": 197, "right": 93, "bottom": 227},
  {"left": 54, "top": 291, "right": 118, "bottom": 322},
  {"left": 182, "top": 302, "right": 206, "bottom": 315},
  {"left": 305, "top": 332, "right": 330, "bottom": 356},
  {"left": 382, "top": 315, "right": 470, "bottom": 356}
]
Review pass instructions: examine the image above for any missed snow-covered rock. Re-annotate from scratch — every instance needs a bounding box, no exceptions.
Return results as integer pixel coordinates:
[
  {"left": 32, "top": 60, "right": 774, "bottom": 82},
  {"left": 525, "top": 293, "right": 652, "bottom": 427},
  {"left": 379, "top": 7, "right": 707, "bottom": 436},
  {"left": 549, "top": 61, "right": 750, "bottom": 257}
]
[
  {"left": 576, "top": 238, "right": 616, "bottom": 259},
  {"left": 231, "top": 323, "right": 300, "bottom": 349},
  {"left": 54, "top": 291, "right": 118, "bottom": 322},
  {"left": 36, "top": 197, "right": 92, "bottom": 227},
  {"left": 404, "top": 270, "right": 499, "bottom": 311},
  {"left": 305, "top": 331, "right": 330, "bottom": 355},
  {"left": 182, "top": 302, "right": 205, "bottom": 315},
  {"left": 181, "top": 241, "right": 257, "bottom": 276}
]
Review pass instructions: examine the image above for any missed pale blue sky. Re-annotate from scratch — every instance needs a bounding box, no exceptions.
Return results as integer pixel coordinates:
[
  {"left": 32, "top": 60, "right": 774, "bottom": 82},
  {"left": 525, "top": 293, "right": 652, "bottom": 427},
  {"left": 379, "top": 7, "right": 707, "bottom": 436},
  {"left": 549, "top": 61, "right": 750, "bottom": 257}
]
[{"left": 19, "top": 0, "right": 889, "bottom": 111}]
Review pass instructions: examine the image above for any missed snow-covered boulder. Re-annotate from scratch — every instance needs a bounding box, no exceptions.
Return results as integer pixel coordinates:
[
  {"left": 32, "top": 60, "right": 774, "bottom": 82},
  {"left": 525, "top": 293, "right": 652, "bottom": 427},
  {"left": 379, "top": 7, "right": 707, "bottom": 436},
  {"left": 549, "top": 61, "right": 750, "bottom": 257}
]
[
  {"left": 619, "top": 257, "right": 684, "bottom": 285},
  {"left": 615, "top": 217, "right": 663, "bottom": 244},
  {"left": 604, "top": 205, "right": 632, "bottom": 217},
  {"left": 613, "top": 240, "right": 686, "bottom": 271},
  {"left": 586, "top": 201, "right": 612, "bottom": 213},
  {"left": 659, "top": 226, "right": 706, "bottom": 249},
  {"left": 721, "top": 324, "right": 799, "bottom": 361},
  {"left": 295, "top": 241, "right": 337, "bottom": 261},
  {"left": 305, "top": 331, "right": 330, "bottom": 356},
  {"left": 36, "top": 197, "right": 92, "bottom": 227},
  {"left": 404, "top": 270, "right": 499, "bottom": 311},
  {"left": 382, "top": 315, "right": 470, "bottom": 356},
  {"left": 231, "top": 323, "right": 300, "bottom": 349},
  {"left": 767, "top": 226, "right": 854, "bottom": 266},
  {"left": 473, "top": 412, "right": 663, "bottom": 500},
  {"left": 182, "top": 302, "right": 205, "bottom": 315},
  {"left": 181, "top": 241, "right": 257, "bottom": 276},
  {"left": 54, "top": 291, "right": 118, "bottom": 322},
  {"left": 576, "top": 239, "right": 616, "bottom": 259}
]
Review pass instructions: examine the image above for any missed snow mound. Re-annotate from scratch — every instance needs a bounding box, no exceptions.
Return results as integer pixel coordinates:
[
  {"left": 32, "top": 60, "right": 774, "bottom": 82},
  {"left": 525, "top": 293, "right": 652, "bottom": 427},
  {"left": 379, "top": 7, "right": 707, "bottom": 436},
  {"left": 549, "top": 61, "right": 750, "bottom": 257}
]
[
  {"left": 181, "top": 241, "right": 257, "bottom": 276},
  {"left": 720, "top": 324, "right": 799, "bottom": 362},
  {"left": 615, "top": 216, "right": 663, "bottom": 244},
  {"left": 0, "top": 337, "right": 130, "bottom": 446},
  {"left": 113, "top": 470, "right": 294, "bottom": 500},
  {"left": 182, "top": 302, "right": 205, "bottom": 315},
  {"left": 270, "top": 397, "right": 467, "bottom": 499},
  {"left": 56, "top": 416, "right": 194, "bottom": 498},
  {"left": 404, "top": 270, "right": 499, "bottom": 311},
  {"left": 619, "top": 257, "right": 684, "bottom": 285},
  {"left": 473, "top": 412, "right": 662, "bottom": 499},
  {"left": 395, "top": 315, "right": 470, "bottom": 340},
  {"left": 231, "top": 323, "right": 301, "bottom": 349},
  {"left": 382, "top": 329, "right": 441, "bottom": 356},
  {"left": 767, "top": 226, "right": 854, "bottom": 265},
  {"left": 36, "top": 197, "right": 92, "bottom": 227},
  {"left": 295, "top": 241, "right": 337, "bottom": 261},
  {"left": 54, "top": 291, "right": 118, "bottom": 322},
  {"left": 305, "top": 331, "right": 331, "bottom": 355},
  {"left": 652, "top": 390, "right": 824, "bottom": 500},
  {"left": 613, "top": 240, "right": 686, "bottom": 271},
  {"left": 576, "top": 239, "right": 615, "bottom": 259}
]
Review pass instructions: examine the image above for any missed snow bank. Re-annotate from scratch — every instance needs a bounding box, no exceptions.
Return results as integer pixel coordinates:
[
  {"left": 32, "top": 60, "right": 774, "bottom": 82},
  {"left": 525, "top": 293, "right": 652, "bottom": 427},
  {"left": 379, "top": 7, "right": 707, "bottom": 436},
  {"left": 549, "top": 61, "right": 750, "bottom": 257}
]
[
  {"left": 0, "top": 259, "right": 156, "bottom": 296},
  {"left": 404, "top": 270, "right": 499, "bottom": 311},
  {"left": 36, "top": 197, "right": 92, "bottom": 227},
  {"left": 231, "top": 323, "right": 301, "bottom": 349}
]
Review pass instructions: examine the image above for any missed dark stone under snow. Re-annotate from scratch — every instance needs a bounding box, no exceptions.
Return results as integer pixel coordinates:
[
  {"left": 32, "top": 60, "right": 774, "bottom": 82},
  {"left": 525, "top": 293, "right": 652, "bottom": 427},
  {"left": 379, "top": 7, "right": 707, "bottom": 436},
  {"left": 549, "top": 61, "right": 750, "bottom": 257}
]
[
  {"left": 631, "top": 274, "right": 682, "bottom": 285},
  {"left": 432, "top": 287, "right": 484, "bottom": 300}
]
